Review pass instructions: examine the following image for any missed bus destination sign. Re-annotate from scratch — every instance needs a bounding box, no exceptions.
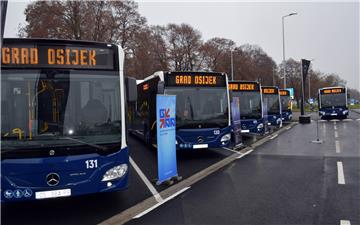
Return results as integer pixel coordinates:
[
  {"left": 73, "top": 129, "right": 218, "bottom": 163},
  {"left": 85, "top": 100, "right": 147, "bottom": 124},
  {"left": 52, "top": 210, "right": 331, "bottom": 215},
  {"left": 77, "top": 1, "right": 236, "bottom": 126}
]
[
  {"left": 165, "top": 72, "right": 226, "bottom": 87},
  {"left": 228, "top": 82, "right": 259, "bottom": 91},
  {"left": 262, "top": 87, "right": 278, "bottom": 94},
  {"left": 321, "top": 88, "right": 345, "bottom": 94},
  {"left": 1, "top": 45, "right": 114, "bottom": 70},
  {"left": 279, "top": 90, "right": 290, "bottom": 96}
]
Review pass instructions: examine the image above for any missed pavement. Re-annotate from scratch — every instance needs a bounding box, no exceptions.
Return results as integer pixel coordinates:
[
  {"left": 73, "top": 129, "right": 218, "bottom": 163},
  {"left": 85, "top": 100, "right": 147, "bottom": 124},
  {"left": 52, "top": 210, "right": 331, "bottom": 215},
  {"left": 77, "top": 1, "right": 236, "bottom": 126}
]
[
  {"left": 2, "top": 111, "right": 358, "bottom": 225},
  {"left": 125, "top": 113, "right": 360, "bottom": 225}
]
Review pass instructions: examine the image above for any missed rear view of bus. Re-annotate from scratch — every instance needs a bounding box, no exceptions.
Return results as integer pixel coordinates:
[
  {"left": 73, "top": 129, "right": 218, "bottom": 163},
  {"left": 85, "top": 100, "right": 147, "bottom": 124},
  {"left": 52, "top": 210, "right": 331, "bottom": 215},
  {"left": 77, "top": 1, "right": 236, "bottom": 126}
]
[
  {"left": 229, "top": 81, "right": 265, "bottom": 135},
  {"left": 133, "top": 71, "right": 231, "bottom": 150},
  {"left": 261, "top": 86, "right": 282, "bottom": 127},
  {"left": 318, "top": 87, "right": 348, "bottom": 120},
  {"left": 1, "top": 39, "right": 131, "bottom": 202},
  {"left": 280, "top": 89, "right": 292, "bottom": 121}
]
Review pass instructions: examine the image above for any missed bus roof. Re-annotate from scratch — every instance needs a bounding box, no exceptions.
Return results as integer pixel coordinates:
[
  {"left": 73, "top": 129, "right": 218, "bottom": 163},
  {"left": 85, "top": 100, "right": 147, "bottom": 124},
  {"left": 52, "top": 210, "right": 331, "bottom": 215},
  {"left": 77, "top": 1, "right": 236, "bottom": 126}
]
[
  {"left": 318, "top": 86, "right": 346, "bottom": 90},
  {"left": 2, "top": 38, "right": 119, "bottom": 48},
  {"left": 143, "top": 71, "right": 227, "bottom": 82}
]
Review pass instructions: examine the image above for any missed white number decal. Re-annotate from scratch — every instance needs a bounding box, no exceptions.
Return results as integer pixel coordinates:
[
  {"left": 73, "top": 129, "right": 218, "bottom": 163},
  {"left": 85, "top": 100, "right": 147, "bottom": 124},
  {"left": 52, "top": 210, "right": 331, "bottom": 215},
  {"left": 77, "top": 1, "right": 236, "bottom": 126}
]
[
  {"left": 85, "top": 160, "right": 98, "bottom": 169},
  {"left": 214, "top": 130, "right": 220, "bottom": 135}
]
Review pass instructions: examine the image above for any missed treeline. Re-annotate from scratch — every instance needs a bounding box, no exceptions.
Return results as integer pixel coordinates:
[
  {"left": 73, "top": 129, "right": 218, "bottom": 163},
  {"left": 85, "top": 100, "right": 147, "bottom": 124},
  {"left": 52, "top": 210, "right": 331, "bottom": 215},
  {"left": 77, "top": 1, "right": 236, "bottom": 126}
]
[{"left": 19, "top": 0, "right": 359, "bottom": 102}]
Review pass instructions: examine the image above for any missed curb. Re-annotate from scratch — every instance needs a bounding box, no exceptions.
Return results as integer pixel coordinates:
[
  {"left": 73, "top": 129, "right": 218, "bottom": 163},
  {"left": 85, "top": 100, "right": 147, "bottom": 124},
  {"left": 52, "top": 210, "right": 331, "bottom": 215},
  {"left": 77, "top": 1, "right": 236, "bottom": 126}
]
[{"left": 350, "top": 109, "right": 360, "bottom": 115}]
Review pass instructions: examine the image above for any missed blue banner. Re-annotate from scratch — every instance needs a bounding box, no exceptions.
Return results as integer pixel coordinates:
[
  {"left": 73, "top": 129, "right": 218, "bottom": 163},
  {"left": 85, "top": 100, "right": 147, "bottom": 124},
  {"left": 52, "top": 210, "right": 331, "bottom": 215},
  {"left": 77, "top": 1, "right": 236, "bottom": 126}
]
[
  {"left": 156, "top": 95, "right": 178, "bottom": 183},
  {"left": 231, "top": 96, "right": 242, "bottom": 146}
]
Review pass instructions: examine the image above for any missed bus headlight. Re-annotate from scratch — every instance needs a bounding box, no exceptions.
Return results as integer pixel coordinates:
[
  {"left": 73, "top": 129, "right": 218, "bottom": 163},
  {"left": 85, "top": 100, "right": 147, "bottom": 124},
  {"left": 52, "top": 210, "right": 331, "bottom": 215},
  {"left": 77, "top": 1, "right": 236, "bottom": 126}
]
[
  {"left": 319, "top": 111, "right": 325, "bottom": 115},
  {"left": 257, "top": 123, "right": 264, "bottom": 129},
  {"left": 102, "top": 164, "right": 128, "bottom": 182},
  {"left": 176, "top": 140, "right": 178, "bottom": 145},
  {"left": 276, "top": 118, "right": 282, "bottom": 124},
  {"left": 342, "top": 110, "right": 348, "bottom": 115},
  {"left": 220, "top": 133, "right": 231, "bottom": 142}
]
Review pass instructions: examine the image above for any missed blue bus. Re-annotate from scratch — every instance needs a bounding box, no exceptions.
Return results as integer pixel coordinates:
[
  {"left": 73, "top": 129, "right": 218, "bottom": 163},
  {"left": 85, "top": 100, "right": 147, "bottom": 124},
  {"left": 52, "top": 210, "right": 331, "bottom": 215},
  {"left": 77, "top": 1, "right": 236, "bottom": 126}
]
[
  {"left": 228, "top": 81, "right": 265, "bottom": 135},
  {"left": 280, "top": 89, "right": 292, "bottom": 121},
  {"left": 261, "top": 86, "right": 282, "bottom": 127},
  {"left": 131, "top": 71, "right": 232, "bottom": 150},
  {"left": 318, "top": 86, "right": 348, "bottom": 120},
  {"left": 1, "top": 38, "right": 136, "bottom": 202}
]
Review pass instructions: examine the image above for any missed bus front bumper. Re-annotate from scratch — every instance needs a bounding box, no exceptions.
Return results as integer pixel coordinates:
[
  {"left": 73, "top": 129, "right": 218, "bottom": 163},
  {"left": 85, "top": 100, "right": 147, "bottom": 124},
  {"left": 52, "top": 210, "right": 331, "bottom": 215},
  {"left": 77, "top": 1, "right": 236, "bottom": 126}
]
[{"left": 1, "top": 148, "right": 129, "bottom": 203}]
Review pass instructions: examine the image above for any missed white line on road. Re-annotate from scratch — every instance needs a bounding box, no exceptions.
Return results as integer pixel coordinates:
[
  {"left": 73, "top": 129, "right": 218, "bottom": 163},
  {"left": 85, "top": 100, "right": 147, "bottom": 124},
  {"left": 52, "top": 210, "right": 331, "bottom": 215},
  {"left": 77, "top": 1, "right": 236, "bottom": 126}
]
[
  {"left": 343, "top": 119, "right": 352, "bottom": 122},
  {"left": 337, "top": 161, "right": 346, "bottom": 185},
  {"left": 133, "top": 186, "right": 191, "bottom": 219},
  {"left": 130, "top": 157, "right": 164, "bottom": 202},
  {"left": 335, "top": 140, "right": 341, "bottom": 153},
  {"left": 269, "top": 134, "right": 278, "bottom": 140},
  {"left": 286, "top": 126, "right": 292, "bottom": 130},
  {"left": 334, "top": 125, "right": 337, "bottom": 130},
  {"left": 222, "top": 147, "right": 241, "bottom": 154},
  {"left": 357, "top": 118, "right": 360, "bottom": 121},
  {"left": 340, "top": 220, "right": 351, "bottom": 225},
  {"left": 236, "top": 149, "right": 254, "bottom": 159},
  {"left": 334, "top": 130, "right": 339, "bottom": 138}
]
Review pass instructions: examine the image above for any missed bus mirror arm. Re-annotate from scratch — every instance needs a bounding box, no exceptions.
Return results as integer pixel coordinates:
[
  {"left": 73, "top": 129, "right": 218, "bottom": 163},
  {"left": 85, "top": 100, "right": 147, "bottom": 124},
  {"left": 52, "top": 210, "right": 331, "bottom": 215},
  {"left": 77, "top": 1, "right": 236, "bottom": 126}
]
[
  {"left": 158, "top": 81, "right": 164, "bottom": 94},
  {"left": 125, "top": 77, "right": 137, "bottom": 102}
]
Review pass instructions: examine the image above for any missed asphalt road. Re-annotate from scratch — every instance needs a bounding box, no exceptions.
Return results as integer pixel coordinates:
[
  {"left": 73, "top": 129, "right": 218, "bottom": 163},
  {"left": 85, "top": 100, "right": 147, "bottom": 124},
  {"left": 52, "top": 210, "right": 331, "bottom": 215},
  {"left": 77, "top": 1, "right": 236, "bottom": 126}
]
[
  {"left": 126, "top": 112, "right": 360, "bottom": 225},
  {"left": 1, "top": 134, "right": 235, "bottom": 225}
]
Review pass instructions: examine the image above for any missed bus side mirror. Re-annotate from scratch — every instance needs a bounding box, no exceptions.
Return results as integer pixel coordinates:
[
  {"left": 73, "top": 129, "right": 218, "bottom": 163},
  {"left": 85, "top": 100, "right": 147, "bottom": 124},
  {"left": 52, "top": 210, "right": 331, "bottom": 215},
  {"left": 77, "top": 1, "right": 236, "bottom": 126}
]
[
  {"left": 158, "top": 81, "right": 164, "bottom": 94},
  {"left": 125, "top": 77, "right": 137, "bottom": 102}
]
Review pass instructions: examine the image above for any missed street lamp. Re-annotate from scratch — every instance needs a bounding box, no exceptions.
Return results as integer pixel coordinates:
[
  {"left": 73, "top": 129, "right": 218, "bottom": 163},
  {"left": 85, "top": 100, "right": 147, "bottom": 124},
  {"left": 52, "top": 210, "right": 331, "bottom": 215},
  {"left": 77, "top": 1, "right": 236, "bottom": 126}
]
[{"left": 282, "top": 12, "right": 298, "bottom": 89}]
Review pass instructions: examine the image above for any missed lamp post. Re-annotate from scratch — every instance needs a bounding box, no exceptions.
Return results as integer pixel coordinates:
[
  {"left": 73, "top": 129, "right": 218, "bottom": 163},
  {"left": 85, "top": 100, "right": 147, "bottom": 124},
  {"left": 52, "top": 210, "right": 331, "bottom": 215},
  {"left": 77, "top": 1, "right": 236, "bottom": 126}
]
[
  {"left": 282, "top": 12, "right": 298, "bottom": 89},
  {"left": 230, "top": 50, "right": 234, "bottom": 81}
]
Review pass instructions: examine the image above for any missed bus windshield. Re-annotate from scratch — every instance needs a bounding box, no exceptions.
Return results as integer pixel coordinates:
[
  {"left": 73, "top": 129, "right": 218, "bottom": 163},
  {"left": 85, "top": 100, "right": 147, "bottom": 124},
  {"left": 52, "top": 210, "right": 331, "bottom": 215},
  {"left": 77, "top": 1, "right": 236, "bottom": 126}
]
[
  {"left": 263, "top": 95, "right": 280, "bottom": 114},
  {"left": 1, "top": 70, "right": 121, "bottom": 150},
  {"left": 281, "top": 96, "right": 291, "bottom": 112},
  {"left": 320, "top": 93, "right": 346, "bottom": 108},
  {"left": 164, "top": 87, "right": 229, "bottom": 129},
  {"left": 233, "top": 91, "right": 262, "bottom": 119}
]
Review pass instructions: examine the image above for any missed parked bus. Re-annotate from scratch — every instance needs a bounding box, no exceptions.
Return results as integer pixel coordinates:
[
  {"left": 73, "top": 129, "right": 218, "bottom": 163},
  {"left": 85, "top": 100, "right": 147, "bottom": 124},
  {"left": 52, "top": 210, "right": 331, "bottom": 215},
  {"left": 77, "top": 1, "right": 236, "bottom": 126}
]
[
  {"left": 279, "top": 89, "right": 292, "bottom": 121},
  {"left": 228, "top": 81, "right": 265, "bottom": 135},
  {"left": 318, "top": 86, "right": 348, "bottom": 120},
  {"left": 131, "top": 71, "right": 231, "bottom": 149},
  {"left": 1, "top": 38, "right": 136, "bottom": 202},
  {"left": 261, "top": 86, "right": 282, "bottom": 127}
]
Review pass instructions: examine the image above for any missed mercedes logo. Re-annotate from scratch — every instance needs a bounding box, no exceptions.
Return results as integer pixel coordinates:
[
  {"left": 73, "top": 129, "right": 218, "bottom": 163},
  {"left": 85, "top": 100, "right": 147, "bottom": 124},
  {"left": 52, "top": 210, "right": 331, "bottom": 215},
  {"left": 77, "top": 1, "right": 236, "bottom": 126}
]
[
  {"left": 49, "top": 150, "right": 55, "bottom": 156},
  {"left": 197, "top": 136, "right": 204, "bottom": 143},
  {"left": 46, "top": 173, "right": 60, "bottom": 186}
]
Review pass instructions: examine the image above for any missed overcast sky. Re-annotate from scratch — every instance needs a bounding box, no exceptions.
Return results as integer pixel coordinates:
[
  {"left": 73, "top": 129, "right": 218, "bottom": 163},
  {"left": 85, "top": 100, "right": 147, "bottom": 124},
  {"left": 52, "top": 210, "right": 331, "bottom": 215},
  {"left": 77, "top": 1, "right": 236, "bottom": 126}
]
[{"left": 4, "top": 0, "right": 360, "bottom": 90}]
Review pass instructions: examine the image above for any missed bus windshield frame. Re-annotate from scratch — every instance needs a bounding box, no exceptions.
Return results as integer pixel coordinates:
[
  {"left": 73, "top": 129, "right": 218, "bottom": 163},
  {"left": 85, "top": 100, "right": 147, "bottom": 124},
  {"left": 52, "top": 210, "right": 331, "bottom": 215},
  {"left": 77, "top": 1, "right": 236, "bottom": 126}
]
[
  {"left": 320, "top": 92, "right": 347, "bottom": 108},
  {"left": 1, "top": 69, "right": 122, "bottom": 153},
  {"left": 263, "top": 94, "right": 281, "bottom": 114},
  {"left": 232, "top": 91, "right": 262, "bottom": 120},
  {"left": 164, "top": 86, "right": 229, "bottom": 129}
]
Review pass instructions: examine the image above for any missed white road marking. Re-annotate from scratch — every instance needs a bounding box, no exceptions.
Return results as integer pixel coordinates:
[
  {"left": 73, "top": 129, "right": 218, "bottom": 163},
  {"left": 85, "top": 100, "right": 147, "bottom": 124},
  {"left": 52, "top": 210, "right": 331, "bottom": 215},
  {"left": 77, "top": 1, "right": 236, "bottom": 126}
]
[
  {"left": 236, "top": 149, "right": 254, "bottom": 159},
  {"left": 343, "top": 119, "right": 352, "bottom": 122},
  {"left": 334, "top": 130, "right": 339, "bottom": 138},
  {"left": 340, "top": 220, "right": 351, "bottom": 225},
  {"left": 332, "top": 119, "right": 340, "bottom": 122},
  {"left": 222, "top": 147, "right": 241, "bottom": 154},
  {"left": 319, "top": 120, "right": 327, "bottom": 122},
  {"left": 334, "top": 125, "right": 337, "bottom": 130},
  {"left": 335, "top": 140, "right": 341, "bottom": 153},
  {"left": 337, "top": 161, "right": 346, "bottom": 185},
  {"left": 269, "top": 134, "right": 278, "bottom": 140},
  {"left": 357, "top": 118, "right": 360, "bottom": 121},
  {"left": 133, "top": 187, "right": 191, "bottom": 219},
  {"left": 286, "top": 126, "right": 292, "bottom": 130},
  {"left": 130, "top": 157, "right": 163, "bottom": 202}
]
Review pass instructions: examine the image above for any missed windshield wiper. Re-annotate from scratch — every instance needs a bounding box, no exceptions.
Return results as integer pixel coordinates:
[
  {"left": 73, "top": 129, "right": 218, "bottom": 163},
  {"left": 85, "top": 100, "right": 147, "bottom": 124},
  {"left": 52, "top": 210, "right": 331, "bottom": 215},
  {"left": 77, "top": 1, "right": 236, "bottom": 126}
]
[{"left": 63, "top": 137, "right": 107, "bottom": 151}]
